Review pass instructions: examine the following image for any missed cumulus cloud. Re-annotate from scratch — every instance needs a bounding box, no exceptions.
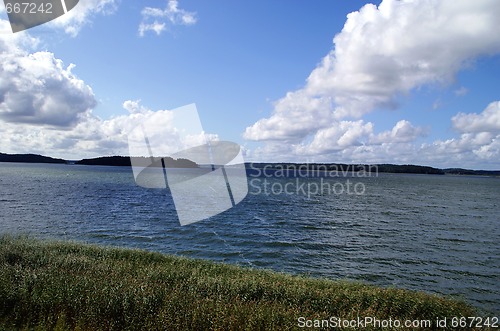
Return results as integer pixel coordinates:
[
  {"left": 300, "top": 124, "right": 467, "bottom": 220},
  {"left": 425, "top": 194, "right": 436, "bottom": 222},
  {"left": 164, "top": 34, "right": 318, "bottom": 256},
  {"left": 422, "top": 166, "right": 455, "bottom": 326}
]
[
  {"left": 0, "top": 19, "right": 38, "bottom": 51},
  {"left": 139, "top": 0, "right": 197, "bottom": 37},
  {"left": 123, "top": 100, "right": 150, "bottom": 114},
  {"left": 0, "top": 14, "right": 208, "bottom": 160},
  {"left": 246, "top": 102, "right": 499, "bottom": 169},
  {"left": 244, "top": 90, "right": 335, "bottom": 141},
  {"left": 421, "top": 132, "right": 498, "bottom": 167},
  {"left": 372, "top": 120, "right": 426, "bottom": 144},
  {"left": 294, "top": 120, "right": 374, "bottom": 155},
  {"left": 0, "top": 99, "right": 218, "bottom": 159},
  {"left": 0, "top": 20, "right": 96, "bottom": 127},
  {"left": 452, "top": 101, "right": 500, "bottom": 133},
  {"left": 244, "top": 0, "right": 500, "bottom": 142},
  {"left": 420, "top": 101, "right": 500, "bottom": 166},
  {"left": 291, "top": 119, "right": 425, "bottom": 156}
]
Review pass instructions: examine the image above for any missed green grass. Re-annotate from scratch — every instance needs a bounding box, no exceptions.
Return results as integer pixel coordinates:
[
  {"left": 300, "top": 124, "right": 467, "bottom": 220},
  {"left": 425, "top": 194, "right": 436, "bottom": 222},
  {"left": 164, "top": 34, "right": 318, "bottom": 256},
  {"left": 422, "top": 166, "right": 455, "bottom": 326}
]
[{"left": 0, "top": 235, "right": 478, "bottom": 330}]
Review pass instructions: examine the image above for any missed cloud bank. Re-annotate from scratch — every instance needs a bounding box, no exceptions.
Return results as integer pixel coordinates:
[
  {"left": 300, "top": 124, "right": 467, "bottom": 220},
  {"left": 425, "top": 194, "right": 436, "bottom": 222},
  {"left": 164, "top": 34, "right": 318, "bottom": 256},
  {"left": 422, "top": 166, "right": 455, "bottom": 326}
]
[
  {"left": 244, "top": 0, "right": 500, "bottom": 168},
  {"left": 0, "top": 18, "right": 209, "bottom": 159}
]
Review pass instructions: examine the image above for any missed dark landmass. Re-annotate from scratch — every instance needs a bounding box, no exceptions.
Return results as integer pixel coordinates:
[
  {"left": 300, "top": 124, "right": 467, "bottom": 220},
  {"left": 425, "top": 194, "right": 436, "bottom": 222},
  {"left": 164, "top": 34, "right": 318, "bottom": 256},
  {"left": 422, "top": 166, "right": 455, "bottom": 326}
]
[
  {"left": 443, "top": 168, "right": 500, "bottom": 176},
  {"left": 247, "top": 162, "right": 444, "bottom": 175},
  {"left": 0, "top": 153, "right": 65, "bottom": 164},
  {"left": 1, "top": 152, "right": 498, "bottom": 175},
  {"left": 75, "top": 156, "right": 198, "bottom": 168},
  {"left": 76, "top": 156, "right": 132, "bottom": 167},
  {"left": 247, "top": 162, "right": 500, "bottom": 176},
  {"left": 377, "top": 163, "right": 445, "bottom": 174}
]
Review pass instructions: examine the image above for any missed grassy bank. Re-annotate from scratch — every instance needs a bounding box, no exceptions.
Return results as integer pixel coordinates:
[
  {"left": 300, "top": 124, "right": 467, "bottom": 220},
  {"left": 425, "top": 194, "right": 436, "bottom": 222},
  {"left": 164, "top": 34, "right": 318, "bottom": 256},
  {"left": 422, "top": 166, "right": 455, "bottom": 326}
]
[{"left": 0, "top": 236, "right": 477, "bottom": 330}]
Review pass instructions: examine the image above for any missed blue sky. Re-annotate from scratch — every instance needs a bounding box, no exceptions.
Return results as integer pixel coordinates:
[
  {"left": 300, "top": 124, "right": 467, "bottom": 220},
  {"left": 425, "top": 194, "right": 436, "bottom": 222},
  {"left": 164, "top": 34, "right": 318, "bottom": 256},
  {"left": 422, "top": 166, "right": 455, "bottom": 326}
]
[{"left": 1, "top": 0, "right": 500, "bottom": 169}]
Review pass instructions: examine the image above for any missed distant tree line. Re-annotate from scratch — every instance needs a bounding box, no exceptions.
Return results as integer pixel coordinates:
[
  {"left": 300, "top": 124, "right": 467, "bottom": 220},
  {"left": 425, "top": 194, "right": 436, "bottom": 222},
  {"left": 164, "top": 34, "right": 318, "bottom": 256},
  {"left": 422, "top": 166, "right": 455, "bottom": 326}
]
[
  {"left": 376, "top": 164, "right": 444, "bottom": 174},
  {"left": 246, "top": 163, "right": 500, "bottom": 176},
  {"left": 247, "top": 162, "right": 445, "bottom": 175},
  {"left": 76, "top": 156, "right": 198, "bottom": 168},
  {"left": 443, "top": 168, "right": 500, "bottom": 176},
  {"left": 0, "top": 153, "right": 65, "bottom": 164},
  {"left": 76, "top": 156, "right": 131, "bottom": 166},
  {"left": 1, "top": 152, "right": 499, "bottom": 175}
]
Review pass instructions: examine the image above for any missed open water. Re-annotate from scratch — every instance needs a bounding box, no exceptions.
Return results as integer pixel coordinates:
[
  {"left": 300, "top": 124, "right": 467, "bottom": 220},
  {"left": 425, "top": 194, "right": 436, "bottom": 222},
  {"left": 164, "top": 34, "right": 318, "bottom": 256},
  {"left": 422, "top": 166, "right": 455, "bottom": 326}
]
[{"left": 0, "top": 162, "right": 498, "bottom": 313}]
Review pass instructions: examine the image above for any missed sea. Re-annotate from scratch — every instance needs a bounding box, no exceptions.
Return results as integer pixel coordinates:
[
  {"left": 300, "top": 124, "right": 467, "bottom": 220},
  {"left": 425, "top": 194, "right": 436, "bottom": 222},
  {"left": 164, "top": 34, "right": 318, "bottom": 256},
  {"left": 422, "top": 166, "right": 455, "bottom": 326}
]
[{"left": 0, "top": 162, "right": 498, "bottom": 314}]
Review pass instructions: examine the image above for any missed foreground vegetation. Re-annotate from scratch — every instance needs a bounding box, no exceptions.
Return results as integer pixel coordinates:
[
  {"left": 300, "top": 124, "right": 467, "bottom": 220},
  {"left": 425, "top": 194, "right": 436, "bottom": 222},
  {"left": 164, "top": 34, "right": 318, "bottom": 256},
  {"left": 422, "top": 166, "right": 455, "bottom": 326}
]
[{"left": 0, "top": 236, "right": 477, "bottom": 330}]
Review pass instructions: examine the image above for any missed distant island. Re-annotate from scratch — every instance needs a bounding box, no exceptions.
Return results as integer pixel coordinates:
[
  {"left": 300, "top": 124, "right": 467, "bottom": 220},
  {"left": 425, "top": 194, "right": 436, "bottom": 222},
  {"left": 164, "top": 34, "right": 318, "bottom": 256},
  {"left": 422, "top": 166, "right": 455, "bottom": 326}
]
[
  {"left": 0, "top": 153, "right": 65, "bottom": 164},
  {"left": 248, "top": 162, "right": 445, "bottom": 175},
  {"left": 246, "top": 162, "right": 500, "bottom": 176},
  {"left": 0, "top": 153, "right": 197, "bottom": 168},
  {"left": 0, "top": 152, "right": 499, "bottom": 176},
  {"left": 76, "top": 156, "right": 198, "bottom": 168}
]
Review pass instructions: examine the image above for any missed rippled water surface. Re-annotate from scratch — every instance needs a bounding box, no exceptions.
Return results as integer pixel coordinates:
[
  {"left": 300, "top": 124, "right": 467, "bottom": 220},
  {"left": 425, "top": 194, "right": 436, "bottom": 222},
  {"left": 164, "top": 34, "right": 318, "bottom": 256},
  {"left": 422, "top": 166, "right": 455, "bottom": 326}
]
[{"left": 0, "top": 162, "right": 499, "bottom": 313}]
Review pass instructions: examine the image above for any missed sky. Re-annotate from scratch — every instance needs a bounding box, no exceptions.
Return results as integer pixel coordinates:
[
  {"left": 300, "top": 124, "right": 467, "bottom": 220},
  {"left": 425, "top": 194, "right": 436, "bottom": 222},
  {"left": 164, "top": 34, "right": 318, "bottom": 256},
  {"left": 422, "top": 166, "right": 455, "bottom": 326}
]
[{"left": 0, "top": 0, "right": 500, "bottom": 169}]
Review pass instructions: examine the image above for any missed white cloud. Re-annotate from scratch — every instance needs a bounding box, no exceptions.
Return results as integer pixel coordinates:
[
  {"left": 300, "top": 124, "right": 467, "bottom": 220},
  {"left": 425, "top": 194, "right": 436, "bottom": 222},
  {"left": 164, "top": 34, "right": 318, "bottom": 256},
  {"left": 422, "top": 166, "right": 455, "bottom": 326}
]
[
  {"left": 138, "top": 21, "right": 166, "bottom": 37},
  {"left": 123, "top": 100, "right": 150, "bottom": 114},
  {"left": 452, "top": 101, "right": 500, "bottom": 133},
  {"left": 245, "top": 102, "right": 500, "bottom": 169},
  {"left": 48, "top": 0, "right": 117, "bottom": 37},
  {"left": 371, "top": 120, "right": 426, "bottom": 144},
  {"left": 421, "top": 131, "right": 498, "bottom": 167},
  {"left": 0, "top": 14, "right": 209, "bottom": 160},
  {"left": 244, "top": 0, "right": 500, "bottom": 142},
  {"left": 384, "top": 104, "right": 499, "bottom": 168},
  {"left": 139, "top": 0, "right": 197, "bottom": 37},
  {"left": 247, "top": 118, "right": 427, "bottom": 163},
  {"left": 0, "top": 19, "right": 39, "bottom": 51},
  {"left": 0, "top": 99, "right": 218, "bottom": 159},
  {"left": 289, "top": 119, "right": 425, "bottom": 157},
  {"left": 420, "top": 101, "right": 500, "bottom": 166},
  {"left": 0, "top": 20, "right": 96, "bottom": 127},
  {"left": 294, "top": 120, "right": 374, "bottom": 155},
  {"left": 244, "top": 90, "right": 335, "bottom": 141}
]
